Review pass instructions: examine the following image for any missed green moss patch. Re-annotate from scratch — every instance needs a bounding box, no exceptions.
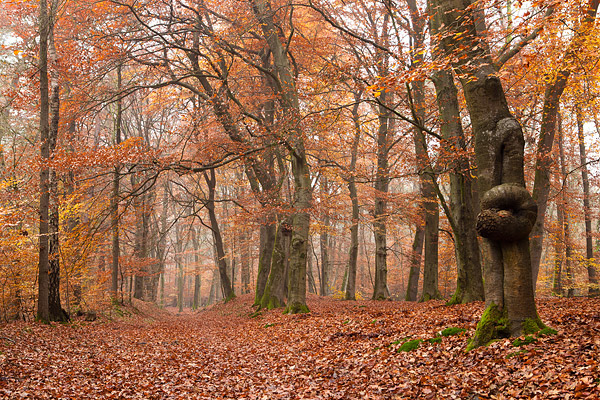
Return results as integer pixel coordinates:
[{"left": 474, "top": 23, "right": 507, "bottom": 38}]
[
  {"left": 427, "top": 337, "right": 442, "bottom": 344},
  {"left": 538, "top": 327, "right": 558, "bottom": 336},
  {"left": 440, "top": 327, "right": 466, "bottom": 337},
  {"left": 512, "top": 335, "right": 537, "bottom": 347},
  {"left": 397, "top": 339, "right": 422, "bottom": 352}
]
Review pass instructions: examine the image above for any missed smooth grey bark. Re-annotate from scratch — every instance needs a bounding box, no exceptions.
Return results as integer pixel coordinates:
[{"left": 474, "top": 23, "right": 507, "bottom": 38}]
[
  {"left": 553, "top": 118, "right": 567, "bottom": 296},
  {"left": 37, "top": 0, "right": 50, "bottom": 323},
  {"left": 240, "top": 231, "right": 251, "bottom": 294},
  {"left": 255, "top": 220, "right": 276, "bottom": 304},
  {"left": 432, "top": 0, "right": 544, "bottom": 348},
  {"left": 576, "top": 107, "right": 600, "bottom": 296},
  {"left": 432, "top": 70, "right": 483, "bottom": 304}
]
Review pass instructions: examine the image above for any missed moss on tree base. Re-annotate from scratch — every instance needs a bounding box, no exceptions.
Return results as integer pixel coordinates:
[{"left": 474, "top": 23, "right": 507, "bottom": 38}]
[
  {"left": 467, "top": 304, "right": 550, "bottom": 351},
  {"left": 466, "top": 303, "right": 509, "bottom": 351},
  {"left": 284, "top": 302, "right": 310, "bottom": 314}
]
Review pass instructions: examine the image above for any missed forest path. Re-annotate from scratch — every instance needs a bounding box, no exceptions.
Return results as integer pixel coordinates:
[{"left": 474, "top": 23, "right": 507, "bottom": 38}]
[{"left": 1, "top": 295, "right": 599, "bottom": 399}]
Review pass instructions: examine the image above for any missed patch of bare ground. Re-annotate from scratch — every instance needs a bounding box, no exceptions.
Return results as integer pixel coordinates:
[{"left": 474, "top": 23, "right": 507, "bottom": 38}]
[{"left": 0, "top": 294, "right": 598, "bottom": 399}]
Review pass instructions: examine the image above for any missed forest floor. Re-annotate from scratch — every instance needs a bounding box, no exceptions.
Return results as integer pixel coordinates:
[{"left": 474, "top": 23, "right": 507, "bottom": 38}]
[{"left": 0, "top": 295, "right": 599, "bottom": 399}]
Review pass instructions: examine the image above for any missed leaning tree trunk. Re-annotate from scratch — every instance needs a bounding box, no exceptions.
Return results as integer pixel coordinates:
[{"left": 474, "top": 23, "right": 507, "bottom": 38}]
[
  {"left": 432, "top": 0, "right": 546, "bottom": 349},
  {"left": 576, "top": 107, "right": 600, "bottom": 297}
]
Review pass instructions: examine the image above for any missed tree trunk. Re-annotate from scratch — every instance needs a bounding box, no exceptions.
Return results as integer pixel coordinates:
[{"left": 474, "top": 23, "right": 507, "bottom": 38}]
[
  {"left": 37, "top": 0, "right": 50, "bottom": 323},
  {"left": 192, "top": 227, "right": 201, "bottom": 310},
  {"left": 431, "top": 69, "right": 483, "bottom": 304},
  {"left": 576, "top": 107, "right": 599, "bottom": 296},
  {"left": 432, "top": 0, "right": 545, "bottom": 349},
  {"left": 204, "top": 169, "right": 235, "bottom": 301},
  {"left": 255, "top": 219, "right": 276, "bottom": 304},
  {"left": 259, "top": 221, "right": 287, "bottom": 309},
  {"left": 47, "top": 18, "right": 67, "bottom": 322},
  {"left": 111, "top": 65, "right": 123, "bottom": 299},
  {"left": 319, "top": 194, "right": 330, "bottom": 296},
  {"left": 345, "top": 93, "right": 362, "bottom": 301},
  {"left": 240, "top": 231, "right": 250, "bottom": 294},
  {"left": 405, "top": 227, "right": 424, "bottom": 301},
  {"left": 372, "top": 94, "right": 391, "bottom": 300}
]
